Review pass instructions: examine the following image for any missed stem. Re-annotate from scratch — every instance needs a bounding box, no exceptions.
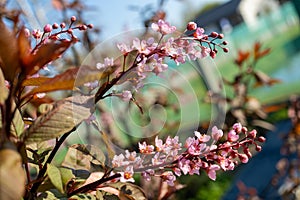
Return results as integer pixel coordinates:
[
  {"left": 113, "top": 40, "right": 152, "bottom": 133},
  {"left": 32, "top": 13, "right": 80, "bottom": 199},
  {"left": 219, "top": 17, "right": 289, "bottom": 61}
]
[
  {"left": 27, "top": 126, "right": 77, "bottom": 197},
  {"left": 67, "top": 173, "right": 121, "bottom": 197}
]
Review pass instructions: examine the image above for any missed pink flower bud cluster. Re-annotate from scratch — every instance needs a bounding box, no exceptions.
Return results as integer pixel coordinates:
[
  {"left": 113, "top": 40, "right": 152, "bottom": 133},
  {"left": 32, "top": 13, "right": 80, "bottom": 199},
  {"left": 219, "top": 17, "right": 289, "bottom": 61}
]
[
  {"left": 111, "top": 123, "right": 265, "bottom": 185},
  {"left": 31, "top": 16, "right": 93, "bottom": 50}
]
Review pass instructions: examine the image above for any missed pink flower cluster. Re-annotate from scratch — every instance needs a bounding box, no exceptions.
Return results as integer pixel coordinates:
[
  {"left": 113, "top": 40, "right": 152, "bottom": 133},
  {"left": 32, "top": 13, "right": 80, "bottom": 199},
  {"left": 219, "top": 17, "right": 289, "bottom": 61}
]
[
  {"left": 96, "top": 20, "right": 229, "bottom": 99},
  {"left": 111, "top": 123, "right": 265, "bottom": 185}
]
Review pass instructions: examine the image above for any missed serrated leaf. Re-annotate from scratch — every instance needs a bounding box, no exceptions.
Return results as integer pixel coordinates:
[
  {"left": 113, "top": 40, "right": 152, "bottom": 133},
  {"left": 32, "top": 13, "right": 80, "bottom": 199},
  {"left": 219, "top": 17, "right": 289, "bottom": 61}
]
[
  {"left": 100, "top": 182, "right": 147, "bottom": 200},
  {"left": 70, "top": 144, "right": 106, "bottom": 168},
  {"left": 22, "top": 95, "right": 94, "bottom": 143},
  {"left": 47, "top": 164, "right": 64, "bottom": 194}
]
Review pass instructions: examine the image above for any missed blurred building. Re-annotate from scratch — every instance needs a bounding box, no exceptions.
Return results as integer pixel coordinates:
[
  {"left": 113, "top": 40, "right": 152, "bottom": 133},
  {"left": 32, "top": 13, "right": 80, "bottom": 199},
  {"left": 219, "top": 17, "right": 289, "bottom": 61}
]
[{"left": 194, "top": 0, "right": 281, "bottom": 33}]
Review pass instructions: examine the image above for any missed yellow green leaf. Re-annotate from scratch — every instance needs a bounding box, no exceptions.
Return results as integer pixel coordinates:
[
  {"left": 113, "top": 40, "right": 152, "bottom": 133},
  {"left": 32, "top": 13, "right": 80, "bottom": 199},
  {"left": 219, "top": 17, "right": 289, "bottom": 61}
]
[{"left": 47, "top": 164, "right": 64, "bottom": 194}]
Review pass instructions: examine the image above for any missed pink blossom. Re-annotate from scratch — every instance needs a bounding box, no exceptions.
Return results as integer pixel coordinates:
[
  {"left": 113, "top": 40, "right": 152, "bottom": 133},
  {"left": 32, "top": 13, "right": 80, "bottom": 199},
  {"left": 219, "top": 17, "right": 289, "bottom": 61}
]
[
  {"left": 228, "top": 130, "right": 239, "bottom": 142},
  {"left": 120, "top": 90, "right": 132, "bottom": 101},
  {"left": 120, "top": 165, "right": 135, "bottom": 183},
  {"left": 151, "top": 19, "right": 176, "bottom": 35},
  {"left": 132, "top": 38, "right": 152, "bottom": 55},
  {"left": 96, "top": 57, "right": 114, "bottom": 70},
  {"left": 117, "top": 43, "right": 132, "bottom": 55},
  {"left": 125, "top": 150, "right": 137, "bottom": 161},
  {"left": 211, "top": 126, "right": 223, "bottom": 141},
  {"left": 194, "top": 131, "right": 211, "bottom": 143},
  {"left": 155, "top": 136, "right": 164, "bottom": 151},
  {"left": 232, "top": 122, "right": 242, "bottom": 133},
  {"left": 178, "top": 158, "right": 191, "bottom": 175},
  {"left": 141, "top": 169, "right": 154, "bottom": 181},
  {"left": 161, "top": 171, "right": 176, "bottom": 186},
  {"left": 32, "top": 29, "right": 42, "bottom": 39},
  {"left": 139, "top": 141, "right": 154, "bottom": 154},
  {"left": 112, "top": 154, "right": 129, "bottom": 167},
  {"left": 193, "top": 27, "right": 205, "bottom": 39},
  {"left": 207, "top": 164, "right": 220, "bottom": 181}
]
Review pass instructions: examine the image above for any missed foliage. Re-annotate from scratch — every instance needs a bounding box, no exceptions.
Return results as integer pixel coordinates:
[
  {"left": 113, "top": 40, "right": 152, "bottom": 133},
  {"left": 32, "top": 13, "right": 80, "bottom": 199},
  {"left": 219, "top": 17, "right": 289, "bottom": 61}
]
[
  {"left": 0, "top": 2, "right": 266, "bottom": 200},
  {"left": 207, "top": 42, "right": 281, "bottom": 131}
]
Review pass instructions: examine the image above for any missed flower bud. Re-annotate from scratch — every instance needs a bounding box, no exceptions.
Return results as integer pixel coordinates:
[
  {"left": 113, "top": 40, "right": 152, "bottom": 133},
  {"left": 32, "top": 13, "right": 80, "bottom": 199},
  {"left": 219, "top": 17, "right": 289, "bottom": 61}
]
[
  {"left": 60, "top": 23, "right": 66, "bottom": 29},
  {"left": 255, "top": 145, "right": 262, "bottom": 152},
  {"left": 71, "top": 16, "right": 76, "bottom": 22},
  {"left": 257, "top": 136, "right": 266, "bottom": 143},
  {"left": 223, "top": 48, "right": 229, "bottom": 53},
  {"left": 187, "top": 22, "right": 197, "bottom": 31},
  {"left": 87, "top": 24, "right": 94, "bottom": 29},
  {"left": 210, "top": 32, "right": 218, "bottom": 38},
  {"left": 222, "top": 40, "right": 228, "bottom": 45},
  {"left": 43, "top": 24, "right": 52, "bottom": 33},
  {"left": 218, "top": 33, "right": 224, "bottom": 39},
  {"left": 210, "top": 51, "right": 216, "bottom": 59},
  {"left": 52, "top": 23, "right": 59, "bottom": 29},
  {"left": 238, "top": 154, "right": 249, "bottom": 163},
  {"left": 248, "top": 130, "right": 257, "bottom": 139}
]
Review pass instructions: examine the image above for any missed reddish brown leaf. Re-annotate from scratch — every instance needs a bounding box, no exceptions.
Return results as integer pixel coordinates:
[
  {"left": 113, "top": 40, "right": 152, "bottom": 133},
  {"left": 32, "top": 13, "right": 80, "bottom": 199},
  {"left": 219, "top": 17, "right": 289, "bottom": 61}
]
[
  {"left": 22, "top": 76, "right": 51, "bottom": 87},
  {"left": 25, "top": 67, "right": 80, "bottom": 96},
  {"left": 24, "top": 65, "right": 111, "bottom": 97},
  {"left": 253, "top": 42, "right": 270, "bottom": 60},
  {"left": 0, "top": 18, "right": 20, "bottom": 81},
  {"left": 23, "top": 39, "right": 75, "bottom": 76},
  {"left": 17, "top": 27, "right": 31, "bottom": 64},
  {"left": 235, "top": 50, "right": 250, "bottom": 66}
]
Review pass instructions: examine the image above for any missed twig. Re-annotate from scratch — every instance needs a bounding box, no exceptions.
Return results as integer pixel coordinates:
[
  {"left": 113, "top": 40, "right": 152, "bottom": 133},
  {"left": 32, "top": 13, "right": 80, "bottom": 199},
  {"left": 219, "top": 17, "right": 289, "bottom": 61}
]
[{"left": 27, "top": 126, "right": 77, "bottom": 197}]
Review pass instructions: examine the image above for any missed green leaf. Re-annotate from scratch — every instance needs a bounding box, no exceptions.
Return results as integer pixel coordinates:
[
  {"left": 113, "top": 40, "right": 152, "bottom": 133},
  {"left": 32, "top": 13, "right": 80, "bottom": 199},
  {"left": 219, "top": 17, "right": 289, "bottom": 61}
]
[
  {"left": 37, "top": 191, "right": 61, "bottom": 200},
  {"left": 47, "top": 164, "right": 64, "bottom": 194},
  {"left": 69, "top": 194, "right": 97, "bottom": 200},
  {"left": 22, "top": 95, "right": 94, "bottom": 143},
  {"left": 59, "top": 167, "right": 75, "bottom": 188},
  {"left": 100, "top": 182, "right": 147, "bottom": 200}
]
